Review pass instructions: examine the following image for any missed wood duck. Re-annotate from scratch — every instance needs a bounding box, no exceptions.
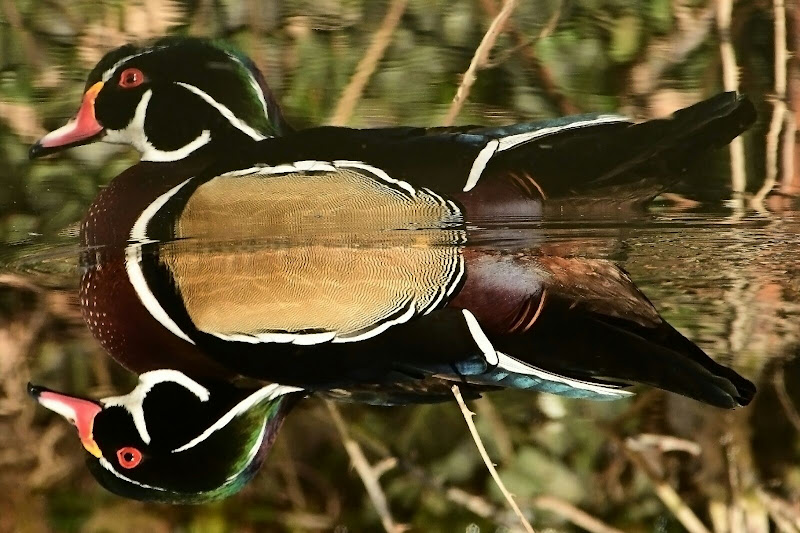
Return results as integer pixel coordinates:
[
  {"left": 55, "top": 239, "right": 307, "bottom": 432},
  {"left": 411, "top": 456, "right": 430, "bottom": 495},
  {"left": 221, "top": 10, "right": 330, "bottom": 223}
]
[
  {"left": 30, "top": 38, "right": 756, "bottom": 409},
  {"left": 29, "top": 371, "right": 300, "bottom": 503}
]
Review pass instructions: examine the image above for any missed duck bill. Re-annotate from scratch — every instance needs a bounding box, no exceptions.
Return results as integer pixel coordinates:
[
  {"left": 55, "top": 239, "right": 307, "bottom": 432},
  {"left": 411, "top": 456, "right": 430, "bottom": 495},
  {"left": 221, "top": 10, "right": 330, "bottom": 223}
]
[
  {"left": 28, "top": 384, "right": 103, "bottom": 458},
  {"left": 29, "top": 81, "right": 105, "bottom": 159}
]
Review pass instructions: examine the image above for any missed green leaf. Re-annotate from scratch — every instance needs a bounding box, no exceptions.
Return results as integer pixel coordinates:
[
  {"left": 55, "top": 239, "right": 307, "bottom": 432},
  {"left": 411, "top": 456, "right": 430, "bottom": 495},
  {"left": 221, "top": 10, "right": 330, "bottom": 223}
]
[{"left": 609, "top": 15, "right": 642, "bottom": 63}]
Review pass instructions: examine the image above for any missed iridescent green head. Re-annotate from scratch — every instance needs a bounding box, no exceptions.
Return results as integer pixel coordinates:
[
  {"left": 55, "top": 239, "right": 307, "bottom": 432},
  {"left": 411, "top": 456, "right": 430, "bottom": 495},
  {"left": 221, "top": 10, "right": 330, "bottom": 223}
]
[
  {"left": 30, "top": 37, "right": 291, "bottom": 161},
  {"left": 29, "top": 370, "right": 301, "bottom": 503}
]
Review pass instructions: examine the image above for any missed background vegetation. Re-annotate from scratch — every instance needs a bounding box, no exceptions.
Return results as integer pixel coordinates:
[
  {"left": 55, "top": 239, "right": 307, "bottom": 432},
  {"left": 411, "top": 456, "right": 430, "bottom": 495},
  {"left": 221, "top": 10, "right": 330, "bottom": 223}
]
[{"left": 1, "top": 0, "right": 800, "bottom": 531}]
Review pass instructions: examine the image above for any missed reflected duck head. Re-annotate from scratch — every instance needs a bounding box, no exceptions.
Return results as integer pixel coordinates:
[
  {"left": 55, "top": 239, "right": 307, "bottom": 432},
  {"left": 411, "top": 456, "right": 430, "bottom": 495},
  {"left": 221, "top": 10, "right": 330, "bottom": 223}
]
[
  {"left": 29, "top": 370, "right": 301, "bottom": 503},
  {"left": 29, "top": 37, "right": 289, "bottom": 162}
]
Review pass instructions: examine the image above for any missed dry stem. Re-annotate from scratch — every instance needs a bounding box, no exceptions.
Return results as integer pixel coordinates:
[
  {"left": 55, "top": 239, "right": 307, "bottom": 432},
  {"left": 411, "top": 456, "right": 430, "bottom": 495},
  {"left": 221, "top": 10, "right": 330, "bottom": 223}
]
[
  {"left": 621, "top": 437, "right": 712, "bottom": 533},
  {"left": 753, "top": 0, "right": 789, "bottom": 207},
  {"left": 533, "top": 495, "right": 625, "bottom": 533},
  {"left": 442, "top": 0, "right": 519, "bottom": 126},
  {"left": 451, "top": 384, "right": 535, "bottom": 533},
  {"left": 328, "top": 0, "right": 409, "bottom": 126},
  {"left": 715, "top": 0, "right": 747, "bottom": 199},
  {"left": 326, "top": 401, "right": 404, "bottom": 533}
]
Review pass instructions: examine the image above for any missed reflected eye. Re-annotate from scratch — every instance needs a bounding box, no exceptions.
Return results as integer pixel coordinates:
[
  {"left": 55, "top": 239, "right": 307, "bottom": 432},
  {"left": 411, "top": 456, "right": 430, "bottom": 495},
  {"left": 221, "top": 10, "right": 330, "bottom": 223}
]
[
  {"left": 116, "top": 446, "right": 143, "bottom": 469},
  {"left": 118, "top": 68, "right": 145, "bottom": 89}
]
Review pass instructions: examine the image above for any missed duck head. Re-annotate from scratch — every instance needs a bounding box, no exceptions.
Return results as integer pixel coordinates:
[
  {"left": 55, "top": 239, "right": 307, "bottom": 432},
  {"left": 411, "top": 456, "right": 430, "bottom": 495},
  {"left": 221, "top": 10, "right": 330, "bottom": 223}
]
[
  {"left": 29, "top": 37, "right": 290, "bottom": 162},
  {"left": 29, "top": 370, "right": 301, "bottom": 503}
]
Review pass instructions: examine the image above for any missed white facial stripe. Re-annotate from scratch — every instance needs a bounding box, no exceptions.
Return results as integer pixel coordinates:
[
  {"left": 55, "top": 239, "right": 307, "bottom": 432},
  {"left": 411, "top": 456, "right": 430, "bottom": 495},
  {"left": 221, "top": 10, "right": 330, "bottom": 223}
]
[
  {"left": 125, "top": 244, "right": 196, "bottom": 345},
  {"left": 175, "top": 82, "right": 266, "bottom": 141},
  {"left": 462, "top": 115, "right": 631, "bottom": 193},
  {"left": 172, "top": 383, "right": 301, "bottom": 453},
  {"left": 224, "top": 52, "right": 271, "bottom": 122},
  {"left": 139, "top": 370, "right": 211, "bottom": 401},
  {"left": 462, "top": 309, "right": 498, "bottom": 365},
  {"left": 104, "top": 90, "right": 212, "bottom": 162},
  {"left": 141, "top": 130, "right": 212, "bottom": 162},
  {"left": 101, "top": 49, "right": 161, "bottom": 82},
  {"left": 98, "top": 456, "right": 166, "bottom": 491},
  {"left": 102, "top": 370, "right": 210, "bottom": 446},
  {"left": 495, "top": 352, "right": 634, "bottom": 398}
]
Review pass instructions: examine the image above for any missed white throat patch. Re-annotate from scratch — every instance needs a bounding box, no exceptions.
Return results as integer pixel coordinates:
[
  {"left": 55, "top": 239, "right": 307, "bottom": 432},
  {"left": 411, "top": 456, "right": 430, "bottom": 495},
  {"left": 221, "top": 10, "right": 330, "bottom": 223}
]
[
  {"left": 101, "top": 370, "right": 211, "bottom": 445},
  {"left": 103, "top": 89, "right": 212, "bottom": 162}
]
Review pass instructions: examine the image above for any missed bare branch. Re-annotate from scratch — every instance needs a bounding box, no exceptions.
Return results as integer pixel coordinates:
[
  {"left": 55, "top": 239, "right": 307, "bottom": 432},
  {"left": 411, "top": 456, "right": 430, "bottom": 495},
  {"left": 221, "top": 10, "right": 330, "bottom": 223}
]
[
  {"left": 442, "top": 0, "right": 519, "bottom": 126},
  {"left": 328, "top": 0, "right": 409, "bottom": 126},
  {"left": 533, "top": 495, "right": 626, "bottom": 533},
  {"left": 753, "top": 0, "right": 789, "bottom": 207},
  {"left": 326, "top": 401, "right": 405, "bottom": 533},
  {"left": 715, "top": 0, "right": 747, "bottom": 199},
  {"left": 451, "top": 384, "right": 535, "bottom": 533}
]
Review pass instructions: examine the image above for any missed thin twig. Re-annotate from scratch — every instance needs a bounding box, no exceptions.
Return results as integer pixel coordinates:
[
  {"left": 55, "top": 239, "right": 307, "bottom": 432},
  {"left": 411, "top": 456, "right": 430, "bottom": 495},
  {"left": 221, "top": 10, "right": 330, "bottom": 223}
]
[
  {"left": 325, "top": 401, "right": 404, "bottom": 533},
  {"left": 533, "top": 495, "right": 626, "bottom": 533},
  {"left": 451, "top": 384, "right": 535, "bottom": 533},
  {"left": 619, "top": 436, "right": 712, "bottom": 533},
  {"left": 478, "top": 0, "right": 575, "bottom": 114},
  {"left": 716, "top": 0, "right": 747, "bottom": 200},
  {"left": 328, "top": 0, "right": 409, "bottom": 126},
  {"left": 753, "top": 0, "right": 789, "bottom": 207},
  {"left": 442, "top": 0, "right": 519, "bottom": 126}
]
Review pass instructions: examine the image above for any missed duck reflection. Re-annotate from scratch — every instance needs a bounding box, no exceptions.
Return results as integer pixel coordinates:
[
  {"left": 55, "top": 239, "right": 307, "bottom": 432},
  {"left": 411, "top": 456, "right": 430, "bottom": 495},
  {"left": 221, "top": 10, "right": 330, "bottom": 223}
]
[
  {"left": 30, "top": 240, "right": 756, "bottom": 502},
  {"left": 30, "top": 372, "right": 299, "bottom": 503}
]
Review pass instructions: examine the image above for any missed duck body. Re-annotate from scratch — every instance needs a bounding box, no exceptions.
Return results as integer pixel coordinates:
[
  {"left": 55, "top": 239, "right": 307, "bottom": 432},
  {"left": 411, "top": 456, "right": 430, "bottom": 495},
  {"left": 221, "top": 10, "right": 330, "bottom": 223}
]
[
  {"left": 29, "top": 37, "right": 756, "bottom": 409},
  {"left": 76, "top": 92, "right": 756, "bottom": 408}
]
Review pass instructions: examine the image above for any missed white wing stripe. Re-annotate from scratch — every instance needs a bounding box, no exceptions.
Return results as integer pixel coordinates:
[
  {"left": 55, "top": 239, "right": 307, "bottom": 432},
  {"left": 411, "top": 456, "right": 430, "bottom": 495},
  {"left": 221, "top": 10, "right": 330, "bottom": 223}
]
[{"left": 462, "top": 310, "right": 498, "bottom": 366}]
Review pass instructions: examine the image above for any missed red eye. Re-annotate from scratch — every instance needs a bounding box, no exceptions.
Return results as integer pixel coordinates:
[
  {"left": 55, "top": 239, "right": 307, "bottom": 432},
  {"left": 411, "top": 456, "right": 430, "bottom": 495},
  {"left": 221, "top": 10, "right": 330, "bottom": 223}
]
[
  {"left": 118, "top": 68, "right": 144, "bottom": 89},
  {"left": 116, "top": 446, "right": 143, "bottom": 469}
]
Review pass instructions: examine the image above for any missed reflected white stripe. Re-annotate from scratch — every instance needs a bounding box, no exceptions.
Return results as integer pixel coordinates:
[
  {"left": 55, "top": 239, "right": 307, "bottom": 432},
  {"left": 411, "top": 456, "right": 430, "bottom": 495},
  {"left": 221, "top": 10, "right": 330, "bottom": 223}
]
[
  {"left": 125, "top": 245, "right": 195, "bottom": 345},
  {"left": 173, "top": 383, "right": 301, "bottom": 453},
  {"left": 496, "top": 352, "right": 633, "bottom": 398}
]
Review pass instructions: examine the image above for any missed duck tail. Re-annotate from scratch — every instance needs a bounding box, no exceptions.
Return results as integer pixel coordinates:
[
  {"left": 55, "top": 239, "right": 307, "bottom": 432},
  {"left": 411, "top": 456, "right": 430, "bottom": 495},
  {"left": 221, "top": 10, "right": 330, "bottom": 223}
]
[
  {"left": 490, "top": 290, "right": 756, "bottom": 408},
  {"left": 489, "top": 92, "right": 757, "bottom": 201},
  {"left": 451, "top": 252, "right": 755, "bottom": 408}
]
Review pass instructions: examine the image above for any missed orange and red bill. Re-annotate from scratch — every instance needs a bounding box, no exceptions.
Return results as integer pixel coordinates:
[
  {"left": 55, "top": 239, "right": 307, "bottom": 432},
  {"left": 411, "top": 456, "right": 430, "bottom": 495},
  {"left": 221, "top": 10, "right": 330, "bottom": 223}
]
[
  {"left": 28, "top": 383, "right": 103, "bottom": 458},
  {"left": 29, "top": 81, "right": 105, "bottom": 159}
]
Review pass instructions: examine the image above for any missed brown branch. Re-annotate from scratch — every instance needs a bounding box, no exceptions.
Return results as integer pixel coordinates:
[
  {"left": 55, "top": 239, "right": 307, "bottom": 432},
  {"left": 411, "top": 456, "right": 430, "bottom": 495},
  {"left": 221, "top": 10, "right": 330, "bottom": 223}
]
[
  {"left": 451, "top": 385, "right": 535, "bottom": 533},
  {"left": 442, "top": 0, "right": 520, "bottom": 126},
  {"left": 533, "top": 495, "right": 626, "bottom": 533},
  {"left": 753, "top": 0, "right": 789, "bottom": 207},
  {"left": 716, "top": 0, "right": 748, "bottom": 199},
  {"left": 328, "top": 0, "right": 409, "bottom": 126},
  {"left": 325, "top": 401, "right": 404, "bottom": 533},
  {"left": 479, "top": 0, "right": 576, "bottom": 114},
  {"left": 600, "top": 428, "right": 713, "bottom": 533}
]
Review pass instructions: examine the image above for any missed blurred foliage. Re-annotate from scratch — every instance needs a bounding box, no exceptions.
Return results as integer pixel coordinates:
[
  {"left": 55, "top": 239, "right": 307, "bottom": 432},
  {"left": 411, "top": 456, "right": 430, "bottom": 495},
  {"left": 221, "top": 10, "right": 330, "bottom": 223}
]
[{"left": 1, "top": 0, "right": 799, "bottom": 532}]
